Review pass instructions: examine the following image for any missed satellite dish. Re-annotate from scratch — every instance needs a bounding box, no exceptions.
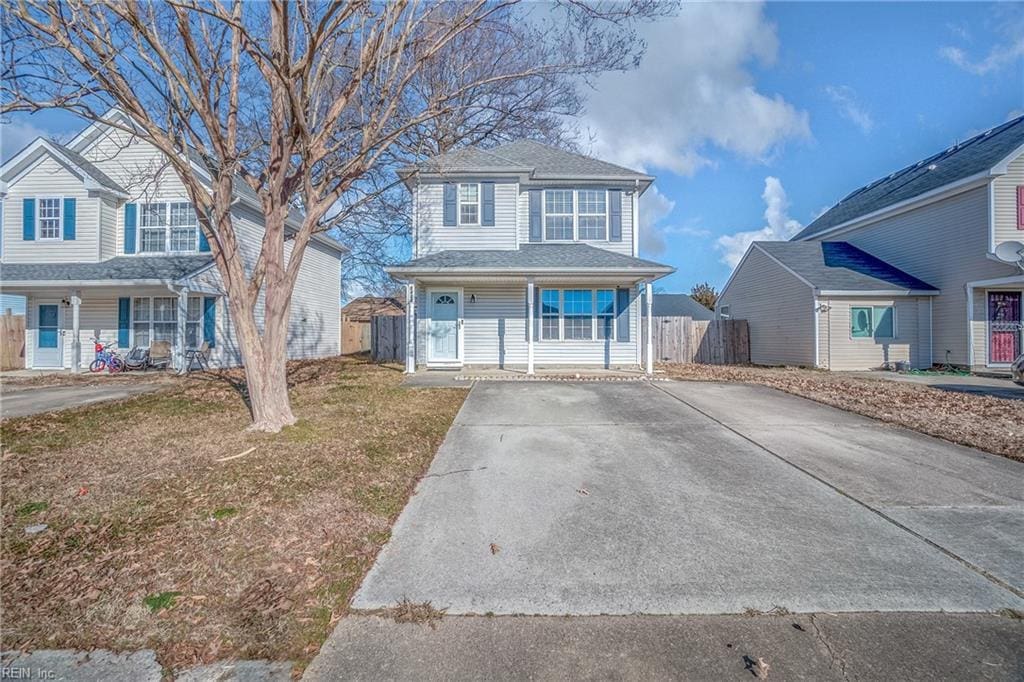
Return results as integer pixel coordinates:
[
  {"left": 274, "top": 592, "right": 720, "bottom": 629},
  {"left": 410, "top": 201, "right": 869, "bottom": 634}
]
[{"left": 994, "top": 240, "right": 1024, "bottom": 270}]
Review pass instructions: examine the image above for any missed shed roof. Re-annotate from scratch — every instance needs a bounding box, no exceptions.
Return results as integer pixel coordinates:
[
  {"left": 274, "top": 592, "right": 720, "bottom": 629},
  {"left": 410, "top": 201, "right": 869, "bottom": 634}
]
[{"left": 753, "top": 241, "right": 938, "bottom": 293}]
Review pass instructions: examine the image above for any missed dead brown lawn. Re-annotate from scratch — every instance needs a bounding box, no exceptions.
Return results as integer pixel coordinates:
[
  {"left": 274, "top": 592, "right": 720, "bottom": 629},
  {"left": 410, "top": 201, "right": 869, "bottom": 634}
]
[
  {"left": 0, "top": 356, "right": 466, "bottom": 672},
  {"left": 661, "top": 364, "right": 1024, "bottom": 461}
]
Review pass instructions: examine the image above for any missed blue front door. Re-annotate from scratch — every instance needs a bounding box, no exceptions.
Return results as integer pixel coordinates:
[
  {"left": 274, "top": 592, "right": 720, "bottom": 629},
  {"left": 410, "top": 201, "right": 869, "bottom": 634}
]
[{"left": 35, "top": 302, "right": 63, "bottom": 368}]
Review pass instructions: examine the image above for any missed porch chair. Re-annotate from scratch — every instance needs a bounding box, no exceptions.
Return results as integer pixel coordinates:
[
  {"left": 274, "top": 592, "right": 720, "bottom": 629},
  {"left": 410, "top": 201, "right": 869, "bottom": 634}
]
[
  {"left": 147, "top": 340, "right": 173, "bottom": 370},
  {"left": 184, "top": 341, "right": 211, "bottom": 372}
]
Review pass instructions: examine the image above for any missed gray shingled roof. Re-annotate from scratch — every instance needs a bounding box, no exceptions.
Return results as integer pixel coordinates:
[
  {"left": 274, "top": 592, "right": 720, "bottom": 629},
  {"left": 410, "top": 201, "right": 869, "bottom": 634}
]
[
  {"left": 794, "top": 115, "right": 1024, "bottom": 240},
  {"left": 390, "top": 244, "right": 673, "bottom": 273},
  {"left": 651, "top": 294, "right": 715, "bottom": 319},
  {"left": 403, "top": 139, "right": 651, "bottom": 181},
  {"left": 754, "top": 241, "right": 938, "bottom": 292},
  {"left": 2, "top": 256, "right": 213, "bottom": 282}
]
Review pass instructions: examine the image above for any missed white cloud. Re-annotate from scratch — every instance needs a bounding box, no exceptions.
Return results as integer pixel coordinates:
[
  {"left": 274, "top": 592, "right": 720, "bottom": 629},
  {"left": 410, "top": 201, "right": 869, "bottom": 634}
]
[
  {"left": 0, "top": 119, "right": 54, "bottom": 160},
  {"left": 582, "top": 2, "right": 810, "bottom": 176},
  {"left": 939, "top": 37, "right": 1024, "bottom": 75},
  {"left": 824, "top": 85, "right": 874, "bottom": 134},
  {"left": 638, "top": 185, "right": 675, "bottom": 256},
  {"left": 716, "top": 176, "right": 802, "bottom": 268}
]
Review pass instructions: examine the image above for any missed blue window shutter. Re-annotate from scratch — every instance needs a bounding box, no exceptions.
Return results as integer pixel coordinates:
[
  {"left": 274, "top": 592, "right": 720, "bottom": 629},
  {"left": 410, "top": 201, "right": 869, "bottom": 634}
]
[
  {"left": 609, "top": 190, "right": 622, "bottom": 242},
  {"left": 443, "top": 183, "right": 457, "bottom": 226},
  {"left": 616, "top": 288, "right": 630, "bottom": 342},
  {"left": 528, "top": 189, "right": 542, "bottom": 242},
  {"left": 198, "top": 228, "right": 210, "bottom": 252},
  {"left": 203, "top": 297, "right": 216, "bottom": 347},
  {"left": 118, "top": 298, "right": 131, "bottom": 347},
  {"left": 124, "top": 203, "right": 137, "bottom": 254},
  {"left": 62, "top": 197, "right": 76, "bottom": 240},
  {"left": 22, "top": 198, "right": 35, "bottom": 240},
  {"left": 481, "top": 182, "right": 495, "bottom": 226}
]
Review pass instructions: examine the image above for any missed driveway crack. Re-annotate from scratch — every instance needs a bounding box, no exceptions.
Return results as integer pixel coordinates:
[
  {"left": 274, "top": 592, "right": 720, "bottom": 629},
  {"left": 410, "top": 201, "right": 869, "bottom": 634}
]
[{"left": 809, "top": 614, "right": 850, "bottom": 681}]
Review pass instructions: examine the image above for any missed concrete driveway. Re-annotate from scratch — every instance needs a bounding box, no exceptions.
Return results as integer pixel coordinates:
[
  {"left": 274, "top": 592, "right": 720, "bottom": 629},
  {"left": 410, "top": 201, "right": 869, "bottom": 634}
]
[
  {"left": 353, "top": 380, "right": 1024, "bottom": 615},
  {"left": 0, "top": 382, "right": 165, "bottom": 419}
]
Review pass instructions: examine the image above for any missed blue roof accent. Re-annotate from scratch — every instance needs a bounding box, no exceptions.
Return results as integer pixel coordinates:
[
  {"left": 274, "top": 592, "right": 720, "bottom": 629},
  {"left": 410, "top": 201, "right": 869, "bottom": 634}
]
[
  {"left": 794, "top": 115, "right": 1024, "bottom": 240},
  {"left": 755, "top": 241, "right": 939, "bottom": 292}
]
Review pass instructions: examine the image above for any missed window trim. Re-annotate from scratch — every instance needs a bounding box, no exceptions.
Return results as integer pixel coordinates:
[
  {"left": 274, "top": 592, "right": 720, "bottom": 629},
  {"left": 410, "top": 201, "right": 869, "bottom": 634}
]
[
  {"left": 457, "top": 183, "right": 480, "bottom": 226},
  {"left": 136, "top": 199, "right": 200, "bottom": 254},
  {"left": 130, "top": 295, "right": 202, "bottom": 350},
  {"left": 850, "top": 304, "right": 897, "bottom": 340},
  {"left": 538, "top": 287, "right": 618, "bottom": 342},
  {"left": 36, "top": 196, "right": 64, "bottom": 241},
  {"left": 541, "top": 189, "right": 610, "bottom": 243}
]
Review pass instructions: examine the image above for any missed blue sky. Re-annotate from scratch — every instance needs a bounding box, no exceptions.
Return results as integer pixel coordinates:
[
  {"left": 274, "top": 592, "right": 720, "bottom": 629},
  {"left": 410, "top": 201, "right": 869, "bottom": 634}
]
[{"left": 2, "top": 1, "right": 1022, "bottom": 302}]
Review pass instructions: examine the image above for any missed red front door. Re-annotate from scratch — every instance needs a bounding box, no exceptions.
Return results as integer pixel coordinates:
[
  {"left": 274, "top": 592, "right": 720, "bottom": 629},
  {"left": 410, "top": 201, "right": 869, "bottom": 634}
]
[{"left": 988, "top": 291, "right": 1022, "bottom": 364}]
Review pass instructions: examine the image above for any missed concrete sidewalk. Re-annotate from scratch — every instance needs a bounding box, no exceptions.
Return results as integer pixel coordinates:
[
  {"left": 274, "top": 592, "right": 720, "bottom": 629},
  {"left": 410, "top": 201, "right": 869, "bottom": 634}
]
[
  {"left": 305, "top": 613, "right": 1024, "bottom": 681},
  {"left": 0, "top": 383, "right": 165, "bottom": 419}
]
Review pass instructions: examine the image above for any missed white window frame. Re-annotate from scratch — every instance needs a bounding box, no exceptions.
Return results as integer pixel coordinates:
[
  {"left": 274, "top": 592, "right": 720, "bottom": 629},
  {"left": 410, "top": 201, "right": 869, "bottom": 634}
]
[
  {"left": 543, "top": 189, "right": 575, "bottom": 241},
  {"left": 131, "top": 296, "right": 199, "bottom": 349},
  {"left": 577, "top": 189, "right": 608, "bottom": 241},
  {"left": 37, "top": 196, "right": 63, "bottom": 241},
  {"left": 542, "top": 189, "right": 610, "bottom": 242},
  {"left": 538, "top": 288, "right": 617, "bottom": 342},
  {"left": 458, "top": 183, "right": 480, "bottom": 226},
  {"left": 137, "top": 200, "right": 199, "bottom": 254},
  {"left": 849, "top": 304, "right": 897, "bottom": 340}
]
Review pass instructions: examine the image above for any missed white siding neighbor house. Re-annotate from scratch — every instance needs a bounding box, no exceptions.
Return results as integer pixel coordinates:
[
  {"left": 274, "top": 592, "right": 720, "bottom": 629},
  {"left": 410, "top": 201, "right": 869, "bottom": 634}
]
[
  {"left": 719, "top": 115, "right": 1024, "bottom": 372},
  {"left": 0, "top": 110, "right": 344, "bottom": 371},
  {"left": 387, "top": 141, "right": 674, "bottom": 373}
]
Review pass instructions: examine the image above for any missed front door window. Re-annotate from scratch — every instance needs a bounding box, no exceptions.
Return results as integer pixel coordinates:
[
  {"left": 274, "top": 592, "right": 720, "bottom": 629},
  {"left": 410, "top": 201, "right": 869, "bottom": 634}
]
[{"left": 989, "top": 291, "right": 1022, "bottom": 364}]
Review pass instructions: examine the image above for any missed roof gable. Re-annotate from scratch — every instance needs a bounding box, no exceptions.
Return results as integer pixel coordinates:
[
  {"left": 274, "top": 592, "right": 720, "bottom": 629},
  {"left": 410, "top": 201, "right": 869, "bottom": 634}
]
[
  {"left": 0, "top": 137, "right": 128, "bottom": 197},
  {"left": 794, "top": 115, "right": 1024, "bottom": 240}
]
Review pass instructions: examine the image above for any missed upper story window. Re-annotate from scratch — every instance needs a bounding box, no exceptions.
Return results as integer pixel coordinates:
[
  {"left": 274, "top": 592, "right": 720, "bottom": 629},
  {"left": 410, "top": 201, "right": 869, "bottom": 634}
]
[
  {"left": 38, "top": 198, "right": 62, "bottom": 240},
  {"left": 543, "top": 189, "right": 607, "bottom": 241},
  {"left": 459, "top": 183, "right": 479, "bottom": 225},
  {"left": 139, "top": 201, "right": 198, "bottom": 253},
  {"left": 544, "top": 189, "right": 574, "bottom": 240}
]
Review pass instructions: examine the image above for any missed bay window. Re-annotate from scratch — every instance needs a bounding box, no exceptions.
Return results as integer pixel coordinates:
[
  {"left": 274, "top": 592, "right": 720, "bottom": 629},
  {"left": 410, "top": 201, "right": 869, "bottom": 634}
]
[
  {"left": 139, "top": 201, "right": 199, "bottom": 253},
  {"left": 538, "top": 288, "right": 616, "bottom": 341},
  {"left": 543, "top": 189, "right": 609, "bottom": 241}
]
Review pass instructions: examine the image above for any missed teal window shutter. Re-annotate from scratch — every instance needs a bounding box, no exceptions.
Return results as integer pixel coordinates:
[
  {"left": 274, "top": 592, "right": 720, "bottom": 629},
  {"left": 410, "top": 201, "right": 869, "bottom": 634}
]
[
  {"left": 850, "top": 306, "right": 872, "bottom": 338},
  {"left": 124, "top": 203, "right": 137, "bottom": 254},
  {"left": 63, "top": 197, "right": 76, "bottom": 240},
  {"left": 198, "top": 227, "right": 210, "bottom": 252},
  {"left": 873, "top": 306, "right": 894, "bottom": 338},
  {"left": 203, "top": 297, "right": 216, "bottom": 347},
  {"left": 22, "top": 198, "right": 35, "bottom": 240},
  {"left": 118, "top": 298, "right": 131, "bottom": 347}
]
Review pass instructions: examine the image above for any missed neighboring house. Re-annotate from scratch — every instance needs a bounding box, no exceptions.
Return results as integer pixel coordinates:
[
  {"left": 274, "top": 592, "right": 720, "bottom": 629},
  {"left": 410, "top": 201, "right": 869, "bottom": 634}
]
[
  {"left": 651, "top": 293, "right": 714, "bottom": 320},
  {"left": 386, "top": 140, "right": 674, "bottom": 373},
  {"left": 0, "top": 110, "right": 344, "bottom": 371},
  {"left": 340, "top": 294, "right": 405, "bottom": 354},
  {"left": 719, "top": 115, "right": 1024, "bottom": 372}
]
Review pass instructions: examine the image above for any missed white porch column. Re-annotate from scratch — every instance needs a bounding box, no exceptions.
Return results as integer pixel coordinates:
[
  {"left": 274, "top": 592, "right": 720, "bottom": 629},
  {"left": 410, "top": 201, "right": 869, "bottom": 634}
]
[
  {"left": 405, "top": 281, "right": 416, "bottom": 374},
  {"left": 176, "top": 288, "right": 188, "bottom": 373},
  {"left": 526, "top": 278, "right": 535, "bottom": 375},
  {"left": 70, "top": 289, "right": 82, "bottom": 373},
  {"left": 645, "top": 279, "right": 654, "bottom": 376}
]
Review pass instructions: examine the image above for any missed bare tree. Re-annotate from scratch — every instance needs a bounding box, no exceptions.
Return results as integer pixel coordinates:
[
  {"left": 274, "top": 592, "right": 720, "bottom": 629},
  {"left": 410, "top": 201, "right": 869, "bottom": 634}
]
[
  {"left": 690, "top": 282, "right": 718, "bottom": 311},
  {"left": 2, "top": 0, "right": 668, "bottom": 432}
]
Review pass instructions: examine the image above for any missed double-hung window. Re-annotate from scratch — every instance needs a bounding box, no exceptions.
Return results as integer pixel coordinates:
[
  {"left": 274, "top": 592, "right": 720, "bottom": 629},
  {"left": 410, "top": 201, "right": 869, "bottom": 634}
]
[
  {"left": 38, "top": 197, "right": 62, "bottom": 240},
  {"left": 459, "top": 183, "right": 479, "bottom": 225},
  {"left": 577, "top": 190, "right": 607, "bottom": 240},
  {"left": 132, "top": 296, "right": 179, "bottom": 348},
  {"left": 541, "top": 289, "right": 560, "bottom": 340},
  {"left": 851, "top": 305, "right": 895, "bottom": 339},
  {"left": 539, "top": 288, "right": 616, "bottom": 341},
  {"left": 544, "top": 190, "right": 574, "bottom": 240},
  {"left": 139, "top": 201, "right": 198, "bottom": 253}
]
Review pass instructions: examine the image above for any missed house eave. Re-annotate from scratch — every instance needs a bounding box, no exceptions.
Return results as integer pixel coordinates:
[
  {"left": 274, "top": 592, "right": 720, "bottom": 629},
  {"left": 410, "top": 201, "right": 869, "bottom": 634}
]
[
  {"left": 386, "top": 265, "right": 675, "bottom": 279},
  {"left": 815, "top": 288, "right": 941, "bottom": 297}
]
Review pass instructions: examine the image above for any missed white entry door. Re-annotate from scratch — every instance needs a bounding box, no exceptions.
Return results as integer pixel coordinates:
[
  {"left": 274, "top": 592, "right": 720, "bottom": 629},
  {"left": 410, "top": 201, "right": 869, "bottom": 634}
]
[
  {"left": 429, "top": 291, "right": 460, "bottom": 362},
  {"left": 34, "top": 301, "right": 64, "bottom": 368}
]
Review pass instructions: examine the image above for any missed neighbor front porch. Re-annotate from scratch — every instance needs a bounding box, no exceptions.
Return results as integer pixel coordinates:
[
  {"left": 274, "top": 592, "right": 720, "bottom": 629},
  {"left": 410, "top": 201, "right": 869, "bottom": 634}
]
[{"left": 968, "top": 276, "right": 1024, "bottom": 372}]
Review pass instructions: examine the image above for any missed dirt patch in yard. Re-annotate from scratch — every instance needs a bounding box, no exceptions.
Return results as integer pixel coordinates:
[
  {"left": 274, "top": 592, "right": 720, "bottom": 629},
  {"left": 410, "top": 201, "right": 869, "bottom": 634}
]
[
  {"left": 0, "top": 356, "right": 466, "bottom": 672},
  {"left": 661, "top": 364, "right": 1024, "bottom": 462}
]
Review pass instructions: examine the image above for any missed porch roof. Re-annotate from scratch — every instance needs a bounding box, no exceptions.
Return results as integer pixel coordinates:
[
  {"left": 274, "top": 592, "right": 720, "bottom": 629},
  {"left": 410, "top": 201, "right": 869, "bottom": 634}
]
[
  {"left": 1, "top": 255, "right": 213, "bottom": 287},
  {"left": 387, "top": 244, "right": 675, "bottom": 278}
]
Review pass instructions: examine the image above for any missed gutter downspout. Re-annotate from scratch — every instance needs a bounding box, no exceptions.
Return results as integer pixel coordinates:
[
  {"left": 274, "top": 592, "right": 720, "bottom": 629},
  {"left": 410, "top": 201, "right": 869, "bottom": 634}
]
[{"left": 813, "top": 295, "right": 820, "bottom": 369}]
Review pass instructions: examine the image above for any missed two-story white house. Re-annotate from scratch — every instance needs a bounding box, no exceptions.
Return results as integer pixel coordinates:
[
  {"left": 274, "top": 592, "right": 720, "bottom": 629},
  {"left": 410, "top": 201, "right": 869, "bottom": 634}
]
[
  {"left": 718, "top": 114, "right": 1024, "bottom": 372},
  {"left": 387, "top": 141, "right": 674, "bottom": 374},
  {"left": 0, "top": 110, "right": 344, "bottom": 371}
]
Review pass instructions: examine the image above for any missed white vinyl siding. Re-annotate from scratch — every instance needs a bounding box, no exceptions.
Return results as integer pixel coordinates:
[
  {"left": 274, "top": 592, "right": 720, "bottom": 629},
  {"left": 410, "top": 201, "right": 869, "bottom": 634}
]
[
  {"left": 717, "top": 248, "right": 816, "bottom": 367},
  {"left": 414, "top": 282, "right": 639, "bottom": 367},
  {"left": 414, "top": 180, "right": 518, "bottom": 254},
  {"left": 818, "top": 296, "right": 929, "bottom": 371},
  {"left": 1, "top": 156, "right": 99, "bottom": 263},
  {"left": 992, "top": 151, "right": 1024, "bottom": 248}
]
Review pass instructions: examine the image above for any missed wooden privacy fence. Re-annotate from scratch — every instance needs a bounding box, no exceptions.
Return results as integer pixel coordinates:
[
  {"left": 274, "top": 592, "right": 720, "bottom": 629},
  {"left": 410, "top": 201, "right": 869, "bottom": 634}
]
[
  {"left": 652, "top": 316, "right": 749, "bottom": 365},
  {"left": 371, "top": 314, "right": 406, "bottom": 362},
  {"left": 341, "top": 314, "right": 372, "bottom": 354},
  {"left": 0, "top": 311, "right": 26, "bottom": 370}
]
